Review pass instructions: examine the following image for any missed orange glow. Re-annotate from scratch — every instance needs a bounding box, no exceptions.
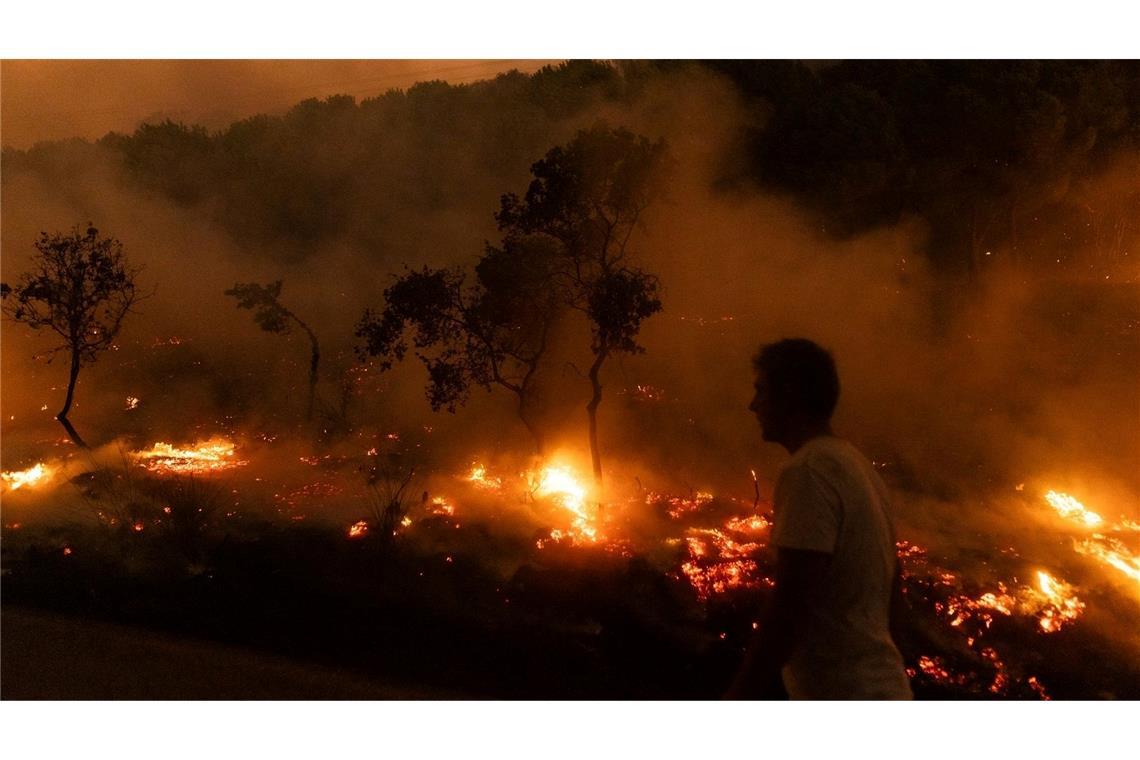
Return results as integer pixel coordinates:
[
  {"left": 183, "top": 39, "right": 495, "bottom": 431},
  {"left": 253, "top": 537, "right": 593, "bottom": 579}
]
[
  {"left": 132, "top": 437, "right": 247, "bottom": 474},
  {"left": 347, "top": 520, "right": 368, "bottom": 538}
]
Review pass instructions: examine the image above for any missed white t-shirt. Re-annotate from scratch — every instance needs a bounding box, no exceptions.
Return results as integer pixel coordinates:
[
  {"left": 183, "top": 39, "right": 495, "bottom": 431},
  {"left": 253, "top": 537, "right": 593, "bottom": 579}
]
[{"left": 771, "top": 435, "right": 912, "bottom": 700}]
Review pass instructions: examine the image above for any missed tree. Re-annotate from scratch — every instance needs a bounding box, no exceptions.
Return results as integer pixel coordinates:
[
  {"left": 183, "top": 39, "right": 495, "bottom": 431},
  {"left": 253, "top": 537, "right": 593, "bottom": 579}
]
[
  {"left": 225, "top": 281, "right": 321, "bottom": 421},
  {"left": 497, "top": 124, "right": 669, "bottom": 482},
  {"left": 1, "top": 224, "right": 142, "bottom": 448},
  {"left": 355, "top": 235, "right": 563, "bottom": 455},
  {"left": 581, "top": 268, "right": 662, "bottom": 481}
]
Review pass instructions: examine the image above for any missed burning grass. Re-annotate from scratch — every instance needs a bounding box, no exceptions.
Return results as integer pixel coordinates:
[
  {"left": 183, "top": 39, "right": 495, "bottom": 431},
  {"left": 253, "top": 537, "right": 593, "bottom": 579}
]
[
  {"left": 3, "top": 432, "right": 1139, "bottom": 699},
  {"left": 1040, "top": 490, "right": 1140, "bottom": 591},
  {"left": 1, "top": 462, "right": 54, "bottom": 491},
  {"left": 131, "top": 436, "right": 247, "bottom": 475}
]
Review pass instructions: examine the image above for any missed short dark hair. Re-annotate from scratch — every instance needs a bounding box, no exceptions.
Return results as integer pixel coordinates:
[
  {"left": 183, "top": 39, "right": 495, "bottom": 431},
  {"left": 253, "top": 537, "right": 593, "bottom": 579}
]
[{"left": 753, "top": 338, "right": 840, "bottom": 422}]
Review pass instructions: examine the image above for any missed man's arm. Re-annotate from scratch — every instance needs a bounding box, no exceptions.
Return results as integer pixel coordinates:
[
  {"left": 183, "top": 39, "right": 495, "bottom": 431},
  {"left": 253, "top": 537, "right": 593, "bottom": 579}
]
[{"left": 725, "top": 546, "right": 832, "bottom": 699}]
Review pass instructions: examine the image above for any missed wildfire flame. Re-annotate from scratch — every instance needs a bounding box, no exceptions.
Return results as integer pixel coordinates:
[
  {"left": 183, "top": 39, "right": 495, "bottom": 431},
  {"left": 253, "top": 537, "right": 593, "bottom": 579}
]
[
  {"left": 1044, "top": 490, "right": 1103, "bottom": 527},
  {"left": 132, "top": 437, "right": 247, "bottom": 475},
  {"left": 1, "top": 462, "right": 53, "bottom": 491},
  {"left": 532, "top": 464, "right": 596, "bottom": 543},
  {"left": 1041, "top": 491, "right": 1140, "bottom": 590},
  {"left": 938, "top": 571, "right": 1084, "bottom": 634},
  {"left": 347, "top": 520, "right": 368, "bottom": 538},
  {"left": 1076, "top": 536, "right": 1140, "bottom": 586},
  {"left": 466, "top": 463, "right": 502, "bottom": 491},
  {"left": 1030, "top": 570, "right": 1085, "bottom": 633},
  {"left": 429, "top": 496, "right": 455, "bottom": 516}
]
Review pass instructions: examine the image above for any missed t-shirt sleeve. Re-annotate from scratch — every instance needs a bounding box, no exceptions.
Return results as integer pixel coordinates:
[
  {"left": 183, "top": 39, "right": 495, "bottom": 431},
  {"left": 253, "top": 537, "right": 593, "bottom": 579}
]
[{"left": 772, "top": 461, "right": 841, "bottom": 554}]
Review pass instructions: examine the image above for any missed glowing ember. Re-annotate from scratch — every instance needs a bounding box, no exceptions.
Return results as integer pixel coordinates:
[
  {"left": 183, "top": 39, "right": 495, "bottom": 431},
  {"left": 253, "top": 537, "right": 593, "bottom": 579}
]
[
  {"left": 274, "top": 481, "right": 343, "bottom": 509},
  {"left": 1026, "top": 676, "right": 1051, "bottom": 699},
  {"left": 648, "top": 490, "right": 714, "bottom": 519},
  {"left": 1, "top": 462, "right": 53, "bottom": 491},
  {"left": 125, "top": 396, "right": 140, "bottom": 410},
  {"left": 675, "top": 512, "right": 773, "bottom": 600},
  {"left": 936, "top": 571, "right": 1084, "bottom": 635},
  {"left": 133, "top": 437, "right": 247, "bottom": 474},
  {"left": 725, "top": 514, "right": 770, "bottom": 533},
  {"left": 629, "top": 384, "right": 665, "bottom": 402},
  {"left": 913, "top": 655, "right": 967, "bottom": 686},
  {"left": 466, "top": 463, "right": 502, "bottom": 491},
  {"left": 347, "top": 520, "right": 368, "bottom": 538},
  {"left": 681, "top": 559, "right": 763, "bottom": 600},
  {"left": 1044, "top": 490, "right": 1103, "bottom": 527}
]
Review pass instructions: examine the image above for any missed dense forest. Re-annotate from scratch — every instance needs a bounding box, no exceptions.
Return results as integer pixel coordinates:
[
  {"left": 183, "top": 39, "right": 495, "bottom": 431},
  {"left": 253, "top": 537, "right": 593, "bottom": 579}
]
[{"left": 6, "top": 60, "right": 1138, "bottom": 276}]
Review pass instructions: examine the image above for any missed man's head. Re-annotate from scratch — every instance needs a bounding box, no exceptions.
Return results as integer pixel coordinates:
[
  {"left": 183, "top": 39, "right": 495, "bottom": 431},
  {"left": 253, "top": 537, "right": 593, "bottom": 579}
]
[{"left": 750, "top": 338, "right": 840, "bottom": 448}]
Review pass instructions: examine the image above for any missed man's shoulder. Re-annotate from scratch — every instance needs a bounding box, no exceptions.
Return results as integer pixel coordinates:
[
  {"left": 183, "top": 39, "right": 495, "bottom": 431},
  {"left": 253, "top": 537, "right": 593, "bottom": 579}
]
[
  {"left": 792, "top": 436, "right": 864, "bottom": 473},
  {"left": 783, "top": 437, "right": 882, "bottom": 498}
]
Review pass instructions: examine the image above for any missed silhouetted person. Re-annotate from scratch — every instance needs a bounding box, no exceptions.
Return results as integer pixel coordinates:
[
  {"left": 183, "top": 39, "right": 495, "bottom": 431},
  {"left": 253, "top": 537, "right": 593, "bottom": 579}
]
[{"left": 727, "top": 338, "right": 911, "bottom": 699}]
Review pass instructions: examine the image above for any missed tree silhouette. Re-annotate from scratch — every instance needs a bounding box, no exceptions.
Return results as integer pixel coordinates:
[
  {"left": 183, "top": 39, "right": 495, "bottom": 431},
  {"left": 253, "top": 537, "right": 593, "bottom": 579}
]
[
  {"left": 1, "top": 224, "right": 142, "bottom": 448},
  {"left": 497, "top": 124, "right": 668, "bottom": 482},
  {"left": 225, "top": 281, "right": 321, "bottom": 421},
  {"left": 355, "top": 236, "right": 562, "bottom": 454}
]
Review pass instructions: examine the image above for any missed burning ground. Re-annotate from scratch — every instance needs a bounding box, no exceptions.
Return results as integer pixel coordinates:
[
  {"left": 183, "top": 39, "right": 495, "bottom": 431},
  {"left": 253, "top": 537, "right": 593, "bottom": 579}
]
[{"left": 3, "top": 416, "right": 1139, "bottom": 697}]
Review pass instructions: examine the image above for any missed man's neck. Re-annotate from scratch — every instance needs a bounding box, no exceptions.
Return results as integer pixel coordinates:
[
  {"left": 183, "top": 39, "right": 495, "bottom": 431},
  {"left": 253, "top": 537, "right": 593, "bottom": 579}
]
[{"left": 782, "top": 423, "right": 834, "bottom": 455}]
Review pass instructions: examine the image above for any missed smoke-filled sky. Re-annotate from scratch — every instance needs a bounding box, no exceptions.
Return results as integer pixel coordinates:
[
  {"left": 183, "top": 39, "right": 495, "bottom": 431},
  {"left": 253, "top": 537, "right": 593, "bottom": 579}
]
[{"left": 0, "top": 60, "right": 556, "bottom": 148}]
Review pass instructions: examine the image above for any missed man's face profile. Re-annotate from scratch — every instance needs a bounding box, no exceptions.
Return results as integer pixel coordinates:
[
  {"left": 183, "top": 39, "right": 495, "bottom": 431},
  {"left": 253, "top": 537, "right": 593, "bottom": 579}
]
[{"left": 750, "top": 370, "right": 784, "bottom": 443}]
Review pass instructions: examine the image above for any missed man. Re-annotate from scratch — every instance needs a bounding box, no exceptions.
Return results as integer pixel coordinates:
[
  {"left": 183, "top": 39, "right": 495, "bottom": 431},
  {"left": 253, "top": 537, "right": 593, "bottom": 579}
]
[{"left": 728, "top": 338, "right": 912, "bottom": 699}]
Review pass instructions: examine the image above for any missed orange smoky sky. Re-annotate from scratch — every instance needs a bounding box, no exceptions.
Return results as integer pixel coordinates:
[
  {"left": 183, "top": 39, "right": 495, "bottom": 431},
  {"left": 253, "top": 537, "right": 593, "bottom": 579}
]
[{"left": 0, "top": 59, "right": 559, "bottom": 149}]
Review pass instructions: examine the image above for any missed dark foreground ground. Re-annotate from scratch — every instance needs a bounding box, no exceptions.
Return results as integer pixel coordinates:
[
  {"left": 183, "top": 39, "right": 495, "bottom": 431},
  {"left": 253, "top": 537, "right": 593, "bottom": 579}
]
[
  {"left": 0, "top": 520, "right": 740, "bottom": 700},
  {"left": 1, "top": 606, "right": 454, "bottom": 699},
  {"left": 4, "top": 505, "right": 1139, "bottom": 700}
]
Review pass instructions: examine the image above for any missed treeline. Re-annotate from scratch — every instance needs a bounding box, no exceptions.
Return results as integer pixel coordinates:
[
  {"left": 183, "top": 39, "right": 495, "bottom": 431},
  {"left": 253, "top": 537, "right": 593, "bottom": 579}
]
[
  {"left": 710, "top": 60, "right": 1140, "bottom": 273},
  {"left": 4, "top": 61, "right": 659, "bottom": 262},
  {"left": 5, "top": 60, "right": 1138, "bottom": 273}
]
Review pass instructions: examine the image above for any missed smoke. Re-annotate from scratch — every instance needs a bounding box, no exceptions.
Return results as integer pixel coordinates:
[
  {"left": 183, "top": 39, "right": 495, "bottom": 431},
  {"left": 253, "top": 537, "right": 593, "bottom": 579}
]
[
  {"left": 2, "top": 63, "right": 1137, "bottom": 573},
  {"left": 0, "top": 60, "right": 555, "bottom": 149}
]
